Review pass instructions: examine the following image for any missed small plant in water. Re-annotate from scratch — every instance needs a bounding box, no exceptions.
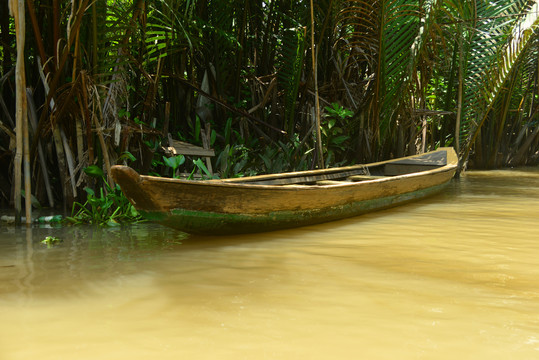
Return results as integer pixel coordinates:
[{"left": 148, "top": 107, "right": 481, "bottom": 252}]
[
  {"left": 41, "top": 236, "right": 62, "bottom": 248},
  {"left": 66, "top": 165, "right": 142, "bottom": 226}
]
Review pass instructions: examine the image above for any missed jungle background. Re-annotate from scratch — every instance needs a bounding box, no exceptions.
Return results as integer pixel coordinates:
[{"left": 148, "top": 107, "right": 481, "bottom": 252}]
[{"left": 1, "top": 0, "right": 539, "bottom": 214}]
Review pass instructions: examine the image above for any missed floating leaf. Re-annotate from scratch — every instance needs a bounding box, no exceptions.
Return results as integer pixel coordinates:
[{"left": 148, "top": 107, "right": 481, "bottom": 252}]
[{"left": 41, "top": 236, "right": 63, "bottom": 248}]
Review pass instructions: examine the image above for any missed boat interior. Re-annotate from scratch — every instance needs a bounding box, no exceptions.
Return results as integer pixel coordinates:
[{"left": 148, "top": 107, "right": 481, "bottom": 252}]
[{"left": 222, "top": 151, "right": 449, "bottom": 186}]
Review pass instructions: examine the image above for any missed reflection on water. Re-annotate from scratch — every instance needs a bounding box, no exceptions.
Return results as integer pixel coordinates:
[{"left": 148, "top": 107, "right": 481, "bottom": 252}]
[
  {"left": 1, "top": 169, "right": 539, "bottom": 359},
  {"left": 0, "top": 226, "right": 187, "bottom": 300}
]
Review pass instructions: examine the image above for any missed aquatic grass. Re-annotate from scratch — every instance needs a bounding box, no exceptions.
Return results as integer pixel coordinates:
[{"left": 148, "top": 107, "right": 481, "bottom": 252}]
[
  {"left": 66, "top": 185, "right": 142, "bottom": 226},
  {"left": 66, "top": 166, "right": 143, "bottom": 226}
]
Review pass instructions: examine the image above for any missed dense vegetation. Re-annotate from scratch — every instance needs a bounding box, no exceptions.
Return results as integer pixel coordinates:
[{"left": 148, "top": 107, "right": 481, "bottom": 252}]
[{"left": 2, "top": 0, "right": 539, "bottom": 216}]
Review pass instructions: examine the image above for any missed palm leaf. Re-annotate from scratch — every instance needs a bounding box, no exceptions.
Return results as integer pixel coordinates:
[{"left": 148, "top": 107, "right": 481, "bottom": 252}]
[
  {"left": 277, "top": 25, "right": 307, "bottom": 135},
  {"left": 144, "top": 0, "right": 199, "bottom": 66},
  {"left": 460, "top": 0, "right": 539, "bottom": 162},
  {"left": 379, "top": 0, "right": 422, "bottom": 126},
  {"left": 337, "top": 0, "right": 442, "bottom": 153}
]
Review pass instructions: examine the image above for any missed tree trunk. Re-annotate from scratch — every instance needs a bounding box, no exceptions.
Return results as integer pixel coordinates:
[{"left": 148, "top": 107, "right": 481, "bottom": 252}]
[
  {"left": 311, "top": 0, "right": 324, "bottom": 169},
  {"left": 10, "top": 0, "right": 30, "bottom": 224}
]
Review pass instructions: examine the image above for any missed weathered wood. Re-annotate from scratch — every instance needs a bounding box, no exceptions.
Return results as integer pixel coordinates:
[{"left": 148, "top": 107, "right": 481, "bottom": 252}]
[
  {"left": 384, "top": 164, "right": 439, "bottom": 176},
  {"left": 167, "top": 139, "right": 215, "bottom": 157},
  {"left": 112, "top": 148, "right": 458, "bottom": 235},
  {"left": 347, "top": 175, "right": 386, "bottom": 181},
  {"left": 233, "top": 169, "right": 369, "bottom": 186},
  {"left": 162, "top": 101, "right": 170, "bottom": 138},
  {"left": 200, "top": 123, "right": 213, "bottom": 175},
  {"left": 226, "top": 167, "right": 373, "bottom": 185},
  {"left": 315, "top": 180, "right": 355, "bottom": 186}
]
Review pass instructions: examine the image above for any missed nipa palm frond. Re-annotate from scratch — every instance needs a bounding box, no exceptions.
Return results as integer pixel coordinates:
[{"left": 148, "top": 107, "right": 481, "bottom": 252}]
[
  {"left": 461, "top": 0, "right": 539, "bottom": 157},
  {"left": 277, "top": 26, "right": 307, "bottom": 135},
  {"left": 336, "top": 0, "right": 442, "bottom": 152}
]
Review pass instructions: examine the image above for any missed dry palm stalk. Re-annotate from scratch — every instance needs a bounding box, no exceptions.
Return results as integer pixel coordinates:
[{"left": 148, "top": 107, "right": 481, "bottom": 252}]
[
  {"left": 37, "top": 50, "right": 75, "bottom": 207},
  {"left": 93, "top": 86, "right": 114, "bottom": 188},
  {"left": 26, "top": 89, "right": 54, "bottom": 207}
]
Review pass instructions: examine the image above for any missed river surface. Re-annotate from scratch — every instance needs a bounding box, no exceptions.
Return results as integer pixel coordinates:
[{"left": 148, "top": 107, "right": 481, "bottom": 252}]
[{"left": 1, "top": 169, "right": 538, "bottom": 359}]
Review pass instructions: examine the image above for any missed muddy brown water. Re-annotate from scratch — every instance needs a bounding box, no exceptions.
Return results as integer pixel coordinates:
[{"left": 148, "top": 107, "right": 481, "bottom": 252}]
[{"left": 1, "top": 169, "right": 538, "bottom": 359}]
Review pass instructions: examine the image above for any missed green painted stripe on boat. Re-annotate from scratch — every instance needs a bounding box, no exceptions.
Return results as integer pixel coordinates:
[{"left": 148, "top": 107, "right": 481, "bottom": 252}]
[{"left": 138, "top": 181, "right": 451, "bottom": 235}]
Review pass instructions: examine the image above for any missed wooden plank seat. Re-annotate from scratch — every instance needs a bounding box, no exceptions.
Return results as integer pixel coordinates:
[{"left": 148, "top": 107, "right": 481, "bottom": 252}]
[
  {"left": 315, "top": 180, "right": 356, "bottom": 186},
  {"left": 347, "top": 175, "right": 387, "bottom": 181},
  {"left": 165, "top": 139, "right": 215, "bottom": 157},
  {"left": 163, "top": 125, "right": 215, "bottom": 175}
]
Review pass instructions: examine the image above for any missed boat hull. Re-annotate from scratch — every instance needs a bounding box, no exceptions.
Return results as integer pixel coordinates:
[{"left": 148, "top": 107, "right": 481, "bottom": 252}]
[
  {"left": 139, "top": 181, "right": 450, "bottom": 234},
  {"left": 111, "top": 148, "right": 458, "bottom": 235}
]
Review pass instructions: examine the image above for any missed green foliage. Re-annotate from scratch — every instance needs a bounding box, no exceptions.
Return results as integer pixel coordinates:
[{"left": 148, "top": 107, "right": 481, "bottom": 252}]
[
  {"left": 118, "top": 151, "right": 137, "bottom": 163},
  {"left": 66, "top": 167, "right": 141, "bottom": 226},
  {"left": 214, "top": 132, "right": 314, "bottom": 178},
  {"left": 41, "top": 236, "right": 63, "bottom": 248},
  {"left": 278, "top": 26, "right": 307, "bottom": 134},
  {"left": 162, "top": 155, "right": 186, "bottom": 178},
  {"left": 161, "top": 154, "right": 218, "bottom": 180},
  {"left": 322, "top": 103, "right": 353, "bottom": 167},
  {"left": 184, "top": 115, "right": 203, "bottom": 145},
  {"left": 84, "top": 165, "right": 104, "bottom": 178},
  {"left": 224, "top": 118, "right": 233, "bottom": 146},
  {"left": 216, "top": 144, "right": 256, "bottom": 178},
  {"left": 459, "top": 0, "right": 539, "bottom": 160},
  {"left": 6, "top": 0, "right": 539, "bottom": 223},
  {"left": 259, "top": 138, "right": 312, "bottom": 174},
  {"left": 337, "top": 0, "right": 426, "bottom": 149},
  {"left": 190, "top": 158, "right": 218, "bottom": 179}
]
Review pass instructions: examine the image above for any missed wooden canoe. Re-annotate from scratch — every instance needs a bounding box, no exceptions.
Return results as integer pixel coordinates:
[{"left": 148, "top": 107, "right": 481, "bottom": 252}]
[{"left": 111, "top": 147, "right": 458, "bottom": 235}]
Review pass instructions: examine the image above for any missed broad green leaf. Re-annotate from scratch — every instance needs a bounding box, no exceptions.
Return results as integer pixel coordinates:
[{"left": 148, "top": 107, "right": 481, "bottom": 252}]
[{"left": 84, "top": 165, "right": 104, "bottom": 178}]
